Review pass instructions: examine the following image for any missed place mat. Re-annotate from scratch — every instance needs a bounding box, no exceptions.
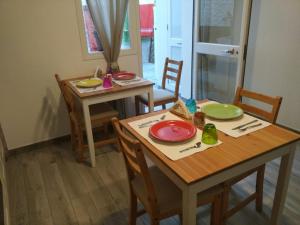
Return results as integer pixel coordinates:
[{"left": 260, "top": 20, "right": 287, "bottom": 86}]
[
  {"left": 129, "top": 112, "right": 222, "bottom": 161},
  {"left": 69, "top": 79, "right": 111, "bottom": 94},
  {"left": 113, "top": 77, "right": 147, "bottom": 86},
  {"left": 197, "top": 101, "right": 271, "bottom": 138}
]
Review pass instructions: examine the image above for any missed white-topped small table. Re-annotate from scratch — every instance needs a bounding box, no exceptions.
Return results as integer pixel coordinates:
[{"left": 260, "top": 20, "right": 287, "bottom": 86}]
[{"left": 65, "top": 76, "right": 154, "bottom": 167}]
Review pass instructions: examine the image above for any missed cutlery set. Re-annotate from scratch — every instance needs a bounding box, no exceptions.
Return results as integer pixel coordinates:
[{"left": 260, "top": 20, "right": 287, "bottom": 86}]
[
  {"left": 231, "top": 119, "right": 262, "bottom": 132},
  {"left": 138, "top": 115, "right": 166, "bottom": 128},
  {"left": 179, "top": 142, "right": 201, "bottom": 153},
  {"left": 118, "top": 78, "right": 141, "bottom": 84}
]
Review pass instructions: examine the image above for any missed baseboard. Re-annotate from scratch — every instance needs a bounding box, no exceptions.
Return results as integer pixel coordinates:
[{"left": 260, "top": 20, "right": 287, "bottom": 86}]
[{"left": 7, "top": 135, "right": 70, "bottom": 158}]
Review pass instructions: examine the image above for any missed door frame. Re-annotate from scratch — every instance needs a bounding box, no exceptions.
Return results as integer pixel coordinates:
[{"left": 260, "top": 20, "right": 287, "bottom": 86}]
[{"left": 153, "top": 0, "right": 193, "bottom": 99}]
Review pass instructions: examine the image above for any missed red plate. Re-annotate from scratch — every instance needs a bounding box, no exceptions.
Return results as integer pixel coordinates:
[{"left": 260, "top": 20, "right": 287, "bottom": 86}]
[
  {"left": 112, "top": 72, "right": 136, "bottom": 80},
  {"left": 149, "top": 120, "right": 197, "bottom": 143}
]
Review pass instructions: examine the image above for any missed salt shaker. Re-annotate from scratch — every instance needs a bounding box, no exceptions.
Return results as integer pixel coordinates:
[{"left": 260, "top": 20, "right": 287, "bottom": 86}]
[
  {"left": 193, "top": 111, "right": 205, "bottom": 129},
  {"left": 103, "top": 74, "right": 113, "bottom": 88}
]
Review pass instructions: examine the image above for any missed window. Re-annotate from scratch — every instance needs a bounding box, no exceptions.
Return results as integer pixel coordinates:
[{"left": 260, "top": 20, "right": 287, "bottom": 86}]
[{"left": 80, "top": 0, "right": 131, "bottom": 54}]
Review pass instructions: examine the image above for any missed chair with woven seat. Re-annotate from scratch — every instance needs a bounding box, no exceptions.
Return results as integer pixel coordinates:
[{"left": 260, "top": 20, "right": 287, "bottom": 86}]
[
  {"left": 112, "top": 117, "right": 223, "bottom": 225},
  {"left": 55, "top": 74, "right": 119, "bottom": 161},
  {"left": 135, "top": 57, "right": 183, "bottom": 114},
  {"left": 221, "top": 87, "right": 282, "bottom": 224}
]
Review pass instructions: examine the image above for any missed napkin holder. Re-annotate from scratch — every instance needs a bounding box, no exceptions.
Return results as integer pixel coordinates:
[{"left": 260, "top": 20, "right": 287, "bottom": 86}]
[{"left": 169, "top": 99, "right": 192, "bottom": 120}]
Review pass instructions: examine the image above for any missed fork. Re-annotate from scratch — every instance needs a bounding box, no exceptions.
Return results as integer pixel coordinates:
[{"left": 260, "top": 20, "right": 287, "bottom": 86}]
[{"left": 238, "top": 123, "right": 262, "bottom": 132}]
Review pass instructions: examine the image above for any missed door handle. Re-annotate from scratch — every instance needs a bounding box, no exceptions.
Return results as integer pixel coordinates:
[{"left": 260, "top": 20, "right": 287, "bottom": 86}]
[{"left": 222, "top": 48, "right": 235, "bottom": 55}]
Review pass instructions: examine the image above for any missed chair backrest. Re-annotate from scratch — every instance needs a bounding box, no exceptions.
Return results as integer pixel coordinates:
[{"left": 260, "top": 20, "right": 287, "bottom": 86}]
[
  {"left": 161, "top": 57, "right": 183, "bottom": 99},
  {"left": 233, "top": 87, "right": 282, "bottom": 123},
  {"left": 0, "top": 124, "right": 8, "bottom": 161},
  {"left": 111, "top": 118, "right": 158, "bottom": 213},
  {"left": 55, "top": 74, "right": 75, "bottom": 113},
  {"left": 55, "top": 74, "right": 82, "bottom": 144}
]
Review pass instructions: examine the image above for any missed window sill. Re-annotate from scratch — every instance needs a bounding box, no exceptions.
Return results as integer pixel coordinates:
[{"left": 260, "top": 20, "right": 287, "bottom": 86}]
[{"left": 81, "top": 48, "right": 137, "bottom": 61}]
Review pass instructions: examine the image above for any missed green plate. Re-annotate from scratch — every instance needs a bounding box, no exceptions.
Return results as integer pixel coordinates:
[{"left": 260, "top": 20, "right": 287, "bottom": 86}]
[
  {"left": 76, "top": 78, "right": 102, "bottom": 88},
  {"left": 202, "top": 103, "right": 243, "bottom": 120}
]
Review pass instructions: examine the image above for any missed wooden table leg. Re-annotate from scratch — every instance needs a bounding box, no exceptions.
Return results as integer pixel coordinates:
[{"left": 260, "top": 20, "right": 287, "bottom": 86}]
[
  {"left": 148, "top": 87, "right": 154, "bottom": 112},
  {"left": 182, "top": 186, "right": 197, "bottom": 225},
  {"left": 270, "top": 143, "right": 296, "bottom": 225},
  {"left": 82, "top": 102, "right": 96, "bottom": 167}
]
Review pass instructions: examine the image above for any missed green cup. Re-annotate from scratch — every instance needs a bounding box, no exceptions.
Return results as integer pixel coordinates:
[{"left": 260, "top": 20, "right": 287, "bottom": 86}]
[{"left": 201, "top": 123, "right": 218, "bottom": 145}]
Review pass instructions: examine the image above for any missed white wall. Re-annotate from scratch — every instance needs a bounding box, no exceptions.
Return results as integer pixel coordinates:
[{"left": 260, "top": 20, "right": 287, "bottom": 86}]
[
  {"left": 0, "top": 0, "right": 141, "bottom": 149},
  {"left": 244, "top": 0, "right": 300, "bottom": 131}
]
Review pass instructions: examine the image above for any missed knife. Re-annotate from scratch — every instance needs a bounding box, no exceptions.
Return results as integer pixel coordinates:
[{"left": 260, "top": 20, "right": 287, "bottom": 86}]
[
  {"left": 231, "top": 119, "right": 259, "bottom": 130},
  {"left": 138, "top": 120, "right": 159, "bottom": 128},
  {"left": 119, "top": 78, "right": 141, "bottom": 83}
]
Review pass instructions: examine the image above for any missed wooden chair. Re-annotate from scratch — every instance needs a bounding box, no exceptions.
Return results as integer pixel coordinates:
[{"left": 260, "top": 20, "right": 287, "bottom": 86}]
[
  {"left": 55, "top": 74, "right": 119, "bottom": 161},
  {"left": 0, "top": 123, "right": 11, "bottom": 225},
  {"left": 112, "top": 117, "right": 223, "bottom": 225},
  {"left": 0, "top": 124, "right": 9, "bottom": 161},
  {"left": 221, "top": 87, "right": 282, "bottom": 223},
  {"left": 135, "top": 57, "right": 183, "bottom": 114}
]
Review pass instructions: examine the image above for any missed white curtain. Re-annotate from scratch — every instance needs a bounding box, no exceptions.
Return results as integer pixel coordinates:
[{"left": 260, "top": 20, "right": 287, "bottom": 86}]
[{"left": 87, "top": 0, "right": 129, "bottom": 72}]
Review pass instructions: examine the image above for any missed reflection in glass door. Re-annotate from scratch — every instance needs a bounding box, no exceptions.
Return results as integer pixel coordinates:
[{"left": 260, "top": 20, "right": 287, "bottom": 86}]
[{"left": 193, "top": 0, "right": 252, "bottom": 103}]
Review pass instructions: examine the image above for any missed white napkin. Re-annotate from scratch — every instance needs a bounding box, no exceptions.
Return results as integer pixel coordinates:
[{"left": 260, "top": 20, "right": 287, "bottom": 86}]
[
  {"left": 113, "top": 77, "right": 147, "bottom": 86},
  {"left": 129, "top": 112, "right": 222, "bottom": 161},
  {"left": 198, "top": 101, "right": 271, "bottom": 138}
]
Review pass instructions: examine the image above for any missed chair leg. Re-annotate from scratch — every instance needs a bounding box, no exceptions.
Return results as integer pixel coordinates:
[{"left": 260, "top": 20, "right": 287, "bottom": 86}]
[
  {"left": 178, "top": 214, "right": 183, "bottom": 225},
  {"left": 129, "top": 191, "right": 137, "bottom": 225},
  {"left": 70, "top": 131, "right": 76, "bottom": 151},
  {"left": 256, "top": 165, "right": 265, "bottom": 212},
  {"left": 211, "top": 196, "right": 222, "bottom": 225},
  {"left": 221, "top": 184, "right": 230, "bottom": 225},
  {"left": 76, "top": 138, "right": 85, "bottom": 162},
  {"left": 135, "top": 96, "right": 140, "bottom": 115},
  {"left": 70, "top": 121, "right": 76, "bottom": 151},
  {"left": 150, "top": 216, "right": 159, "bottom": 225}
]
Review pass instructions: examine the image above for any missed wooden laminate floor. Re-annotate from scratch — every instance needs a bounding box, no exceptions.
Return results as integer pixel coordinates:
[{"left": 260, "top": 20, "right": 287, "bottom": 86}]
[{"left": 7, "top": 141, "right": 300, "bottom": 225}]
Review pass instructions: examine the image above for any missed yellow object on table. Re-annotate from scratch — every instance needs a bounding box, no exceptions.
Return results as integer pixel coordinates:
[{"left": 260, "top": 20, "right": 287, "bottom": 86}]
[{"left": 76, "top": 78, "right": 102, "bottom": 88}]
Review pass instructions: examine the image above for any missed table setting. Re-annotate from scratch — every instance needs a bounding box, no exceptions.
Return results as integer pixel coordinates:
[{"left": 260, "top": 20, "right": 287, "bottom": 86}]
[
  {"left": 128, "top": 111, "right": 222, "bottom": 160},
  {"left": 197, "top": 101, "right": 271, "bottom": 138},
  {"left": 69, "top": 71, "right": 147, "bottom": 94},
  {"left": 112, "top": 72, "right": 147, "bottom": 86},
  {"left": 128, "top": 98, "right": 272, "bottom": 161}
]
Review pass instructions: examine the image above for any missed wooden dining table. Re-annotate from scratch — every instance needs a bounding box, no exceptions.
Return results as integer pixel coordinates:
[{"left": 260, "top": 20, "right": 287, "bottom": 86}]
[
  {"left": 65, "top": 75, "right": 154, "bottom": 167},
  {"left": 120, "top": 105, "right": 300, "bottom": 225}
]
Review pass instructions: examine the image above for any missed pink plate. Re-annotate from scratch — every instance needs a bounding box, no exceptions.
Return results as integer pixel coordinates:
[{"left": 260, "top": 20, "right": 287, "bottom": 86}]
[
  {"left": 149, "top": 120, "right": 197, "bottom": 143},
  {"left": 112, "top": 72, "right": 136, "bottom": 80}
]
